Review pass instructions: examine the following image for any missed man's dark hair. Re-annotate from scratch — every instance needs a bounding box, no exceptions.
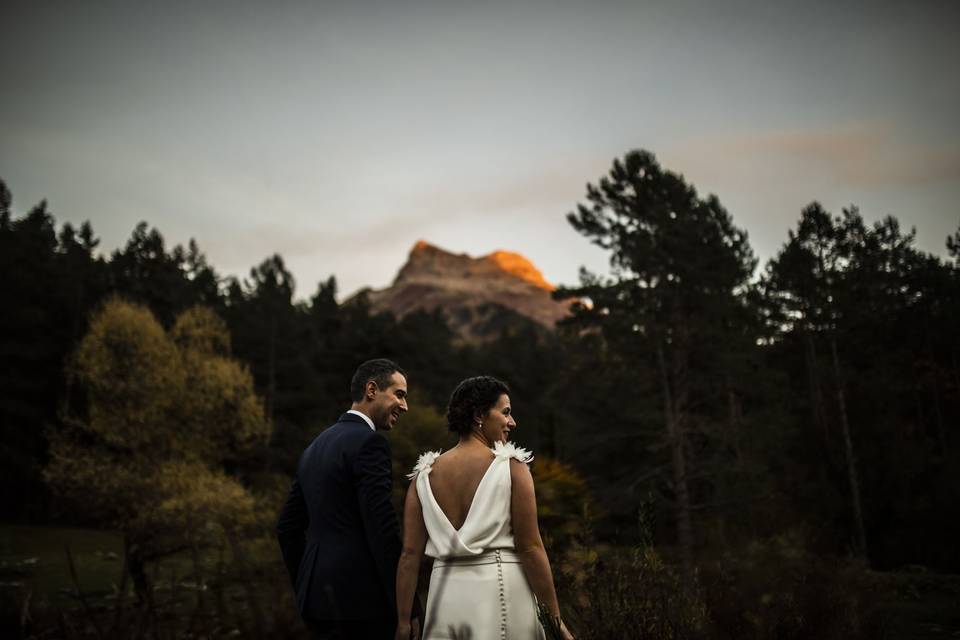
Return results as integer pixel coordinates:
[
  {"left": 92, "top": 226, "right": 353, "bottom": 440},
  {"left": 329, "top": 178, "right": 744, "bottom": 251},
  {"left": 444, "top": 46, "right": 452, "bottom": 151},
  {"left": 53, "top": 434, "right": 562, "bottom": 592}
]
[
  {"left": 350, "top": 359, "right": 406, "bottom": 402},
  {"left": 446, "top": 375, "right": 511, "bottom": 435}
]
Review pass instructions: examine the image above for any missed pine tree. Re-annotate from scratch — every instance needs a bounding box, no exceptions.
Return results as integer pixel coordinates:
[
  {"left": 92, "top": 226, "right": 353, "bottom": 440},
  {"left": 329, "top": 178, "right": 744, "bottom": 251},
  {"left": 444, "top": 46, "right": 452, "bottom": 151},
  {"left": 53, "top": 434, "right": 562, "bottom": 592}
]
[{"left": 558, "top": 150, "right": 756, "bottom": 574}]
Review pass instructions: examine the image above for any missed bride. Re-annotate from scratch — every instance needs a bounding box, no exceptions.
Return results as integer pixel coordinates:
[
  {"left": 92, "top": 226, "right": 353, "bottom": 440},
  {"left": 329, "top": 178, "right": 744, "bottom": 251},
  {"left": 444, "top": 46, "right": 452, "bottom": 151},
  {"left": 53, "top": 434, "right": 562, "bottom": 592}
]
[{"left": 395, "top": 376, "right": 574, "bottom": 640}]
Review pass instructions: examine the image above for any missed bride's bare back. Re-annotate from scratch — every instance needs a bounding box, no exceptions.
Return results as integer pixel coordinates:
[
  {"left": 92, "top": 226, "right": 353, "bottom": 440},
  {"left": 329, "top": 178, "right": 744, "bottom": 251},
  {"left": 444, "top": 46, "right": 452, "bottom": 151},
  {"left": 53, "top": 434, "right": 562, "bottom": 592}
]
[
  {"left": 425, "top": 447, "right": 496, "bottom": 530},
  {"left": 395, "top": 381, "right": 573, "bottom": 639}
]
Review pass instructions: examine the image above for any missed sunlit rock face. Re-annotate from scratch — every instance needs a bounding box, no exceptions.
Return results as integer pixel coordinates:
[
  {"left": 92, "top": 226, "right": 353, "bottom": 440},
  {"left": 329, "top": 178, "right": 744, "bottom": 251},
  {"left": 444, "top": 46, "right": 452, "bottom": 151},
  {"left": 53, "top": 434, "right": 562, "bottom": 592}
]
[{"left": 349, "top": 240, "right": 570, "bottom": 344}]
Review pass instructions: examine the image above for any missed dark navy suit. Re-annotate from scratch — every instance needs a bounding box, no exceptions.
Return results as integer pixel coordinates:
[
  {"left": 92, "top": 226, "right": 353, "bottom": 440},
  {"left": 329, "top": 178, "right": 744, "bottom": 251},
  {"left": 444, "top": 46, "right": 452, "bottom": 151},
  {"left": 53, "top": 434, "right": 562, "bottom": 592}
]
[{"left": 277, "top": 412, "right": 404, "bottom": 639}]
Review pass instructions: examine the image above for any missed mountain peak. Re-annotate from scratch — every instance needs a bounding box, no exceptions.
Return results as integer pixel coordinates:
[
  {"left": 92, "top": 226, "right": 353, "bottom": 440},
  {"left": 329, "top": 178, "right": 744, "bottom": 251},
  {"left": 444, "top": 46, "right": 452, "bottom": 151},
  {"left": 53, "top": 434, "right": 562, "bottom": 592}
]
[
  {"left": 410, "top": 239, "right": 445, "bottom": 255},
  {"left": 484, "top": 250, "right": 554, "bottom": 291},
  {"left": 356, "top": 240, "right": 569, "bottom": 343},
  {"left": 400, "top": 241, "right": 553, "bottom": 290}
]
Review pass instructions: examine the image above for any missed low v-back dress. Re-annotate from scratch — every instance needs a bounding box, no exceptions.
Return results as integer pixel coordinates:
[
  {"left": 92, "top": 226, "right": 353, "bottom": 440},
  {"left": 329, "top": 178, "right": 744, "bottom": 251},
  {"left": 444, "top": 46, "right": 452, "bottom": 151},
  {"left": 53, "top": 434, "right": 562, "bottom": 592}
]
[{"left": 410, "top": 441, "right": 546, "bottom": 640}]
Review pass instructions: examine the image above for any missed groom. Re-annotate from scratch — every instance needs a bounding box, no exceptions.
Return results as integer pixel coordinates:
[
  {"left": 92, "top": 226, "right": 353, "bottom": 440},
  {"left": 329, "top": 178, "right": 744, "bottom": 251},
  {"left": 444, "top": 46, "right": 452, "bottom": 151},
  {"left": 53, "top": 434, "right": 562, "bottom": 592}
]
[{"left": 277, "top": 358, "right": 418, "bottom": 639}]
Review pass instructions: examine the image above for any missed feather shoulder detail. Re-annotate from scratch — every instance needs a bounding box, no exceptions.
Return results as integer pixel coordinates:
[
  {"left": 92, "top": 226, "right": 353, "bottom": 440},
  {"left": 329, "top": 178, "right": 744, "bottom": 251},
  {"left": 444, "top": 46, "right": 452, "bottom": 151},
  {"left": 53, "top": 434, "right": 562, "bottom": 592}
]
[
  {"left": 492, "top": 440, "right": 534, "bottom": 464},
  {"left": 407, "top": 450, "right": 442, "bottom": 479}
]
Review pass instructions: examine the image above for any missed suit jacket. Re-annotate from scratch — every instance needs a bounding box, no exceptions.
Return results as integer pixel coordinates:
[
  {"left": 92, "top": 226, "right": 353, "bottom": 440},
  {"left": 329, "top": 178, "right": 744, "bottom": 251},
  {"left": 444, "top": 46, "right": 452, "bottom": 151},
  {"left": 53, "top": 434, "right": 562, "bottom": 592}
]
[{"left": 277, "top": 412, "right": 402, "bottom": 621}]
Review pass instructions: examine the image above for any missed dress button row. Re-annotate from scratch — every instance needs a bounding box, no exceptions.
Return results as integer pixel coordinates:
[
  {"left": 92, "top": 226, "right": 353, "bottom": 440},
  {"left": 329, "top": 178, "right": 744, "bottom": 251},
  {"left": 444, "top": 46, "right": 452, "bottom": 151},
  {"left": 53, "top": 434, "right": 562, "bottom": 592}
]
[{"left": 495, "top": 550, "right": 507, "bottom": 638}]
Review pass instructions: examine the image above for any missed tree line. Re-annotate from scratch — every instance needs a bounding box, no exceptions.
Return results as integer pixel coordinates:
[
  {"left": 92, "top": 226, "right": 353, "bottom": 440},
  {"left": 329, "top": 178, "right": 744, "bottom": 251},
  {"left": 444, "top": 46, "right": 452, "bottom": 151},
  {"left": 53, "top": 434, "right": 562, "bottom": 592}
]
[{"left": 2, "top": 149, "right": 959, "bottom": 580}]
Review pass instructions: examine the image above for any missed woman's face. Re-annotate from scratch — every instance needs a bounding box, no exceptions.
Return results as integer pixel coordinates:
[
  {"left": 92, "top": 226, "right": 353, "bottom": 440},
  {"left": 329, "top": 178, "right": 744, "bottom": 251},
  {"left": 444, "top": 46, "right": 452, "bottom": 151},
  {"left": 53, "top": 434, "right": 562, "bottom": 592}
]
[{"left": 480, "top": 393, "right": 516, "bottom": 443}]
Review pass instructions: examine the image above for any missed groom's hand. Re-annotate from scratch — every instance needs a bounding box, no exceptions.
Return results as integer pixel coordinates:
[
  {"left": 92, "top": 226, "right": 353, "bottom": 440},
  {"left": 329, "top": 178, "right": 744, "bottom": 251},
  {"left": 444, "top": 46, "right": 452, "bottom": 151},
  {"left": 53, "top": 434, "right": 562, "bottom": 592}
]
[
  {"left": 394, "top": 620, "right": 411, "bottom": 640},
  {"left": 394, "top": 617, "right": 420, "bottom": 640}
]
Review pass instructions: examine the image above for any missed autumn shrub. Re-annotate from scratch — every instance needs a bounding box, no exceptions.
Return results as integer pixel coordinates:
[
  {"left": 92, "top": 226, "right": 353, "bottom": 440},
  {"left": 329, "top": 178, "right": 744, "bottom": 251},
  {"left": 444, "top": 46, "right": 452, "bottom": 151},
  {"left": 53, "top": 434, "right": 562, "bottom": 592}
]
[{"left": 531, "top": 456, "right": 603, "bottom": 603}]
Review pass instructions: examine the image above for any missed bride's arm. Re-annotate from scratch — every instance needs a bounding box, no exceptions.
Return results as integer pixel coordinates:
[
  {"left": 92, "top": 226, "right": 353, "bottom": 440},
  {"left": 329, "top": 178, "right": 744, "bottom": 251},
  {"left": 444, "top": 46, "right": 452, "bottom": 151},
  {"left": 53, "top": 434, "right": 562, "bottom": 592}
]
[
  {"left": 510, "top": 459, "right": 565, "bottom": 621},
  {"left": 396, "top": 480, "right": 427, "bottom": 637}
]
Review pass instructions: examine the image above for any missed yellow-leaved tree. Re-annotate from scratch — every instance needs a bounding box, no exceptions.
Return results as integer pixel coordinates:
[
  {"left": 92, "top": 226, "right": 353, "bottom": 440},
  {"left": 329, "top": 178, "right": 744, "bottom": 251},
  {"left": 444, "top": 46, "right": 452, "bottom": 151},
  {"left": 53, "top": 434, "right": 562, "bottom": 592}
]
[{"left": 45, "top": 299, "right": 271, "bottom": 615}]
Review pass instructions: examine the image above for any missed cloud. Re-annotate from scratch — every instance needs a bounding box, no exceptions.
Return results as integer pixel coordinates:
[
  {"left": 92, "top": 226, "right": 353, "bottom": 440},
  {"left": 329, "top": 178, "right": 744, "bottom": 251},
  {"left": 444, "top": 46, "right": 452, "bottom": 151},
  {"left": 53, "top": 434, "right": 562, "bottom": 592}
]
[
  {"left": 398, "top": 153, "right": 611, "bottom": 220},
  {"left": 673, "top": 124, "right": 960, "bottom": 190}
]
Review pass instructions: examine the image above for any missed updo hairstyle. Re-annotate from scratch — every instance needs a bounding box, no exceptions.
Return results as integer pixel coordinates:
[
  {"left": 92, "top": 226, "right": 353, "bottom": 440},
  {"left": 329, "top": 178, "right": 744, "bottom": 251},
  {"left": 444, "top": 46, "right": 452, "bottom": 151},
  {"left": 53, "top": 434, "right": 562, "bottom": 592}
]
[{"left": 445, "top": 376, "right": 511, "bottom": 435}]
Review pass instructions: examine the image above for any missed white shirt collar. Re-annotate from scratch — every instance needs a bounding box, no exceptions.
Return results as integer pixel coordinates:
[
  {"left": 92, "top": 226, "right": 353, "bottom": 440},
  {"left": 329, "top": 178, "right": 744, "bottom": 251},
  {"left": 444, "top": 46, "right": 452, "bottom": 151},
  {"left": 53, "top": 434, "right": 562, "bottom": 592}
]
[{"left": 346, "top": 409, "right": 375, "bottom": 431}]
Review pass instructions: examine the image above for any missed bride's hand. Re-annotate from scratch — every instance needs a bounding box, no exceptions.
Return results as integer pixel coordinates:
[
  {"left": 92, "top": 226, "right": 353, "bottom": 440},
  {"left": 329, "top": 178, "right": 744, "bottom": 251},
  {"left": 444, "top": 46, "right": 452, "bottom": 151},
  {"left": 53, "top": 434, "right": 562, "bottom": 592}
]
[{"left": 559, "top": 619, "right": 575, "bottom": 640}]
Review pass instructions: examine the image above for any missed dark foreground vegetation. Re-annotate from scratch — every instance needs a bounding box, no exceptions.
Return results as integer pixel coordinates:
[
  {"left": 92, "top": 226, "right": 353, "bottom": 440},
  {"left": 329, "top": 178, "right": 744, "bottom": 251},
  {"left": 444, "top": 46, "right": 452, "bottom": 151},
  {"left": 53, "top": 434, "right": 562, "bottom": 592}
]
[
  {"left": 2, "top": 149, "right": 959, "bottom": 638},
  {"left": 4, "top": 522, "right": 959, "bottom": 639}
]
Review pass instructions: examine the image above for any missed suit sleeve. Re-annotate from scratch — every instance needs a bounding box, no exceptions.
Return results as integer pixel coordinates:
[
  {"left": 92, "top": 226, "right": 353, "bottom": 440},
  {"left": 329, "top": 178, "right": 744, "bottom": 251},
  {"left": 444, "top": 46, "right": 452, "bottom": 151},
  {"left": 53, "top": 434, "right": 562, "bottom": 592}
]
[
  {"left": 276, "top": 474, "right": 308, "bottom": 588},
  {"left": 354, "top": 434, "right": 402, "bottom": 614}
]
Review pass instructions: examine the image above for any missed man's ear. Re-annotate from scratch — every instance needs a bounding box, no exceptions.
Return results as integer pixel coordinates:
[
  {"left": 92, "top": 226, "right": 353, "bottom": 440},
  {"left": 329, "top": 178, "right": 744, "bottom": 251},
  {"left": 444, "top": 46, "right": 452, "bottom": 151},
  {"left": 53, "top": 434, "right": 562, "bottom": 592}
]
[{"left": 365, "top": 380, "right": 379, "bottom": 400}]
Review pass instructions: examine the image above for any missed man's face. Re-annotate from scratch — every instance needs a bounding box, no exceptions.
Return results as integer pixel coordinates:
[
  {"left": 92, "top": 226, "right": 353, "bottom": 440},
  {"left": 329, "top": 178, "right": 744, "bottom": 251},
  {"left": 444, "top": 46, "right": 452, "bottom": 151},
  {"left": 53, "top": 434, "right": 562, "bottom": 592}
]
[{"left": 368, "top": 372, "right": 408, "bottom": 431}]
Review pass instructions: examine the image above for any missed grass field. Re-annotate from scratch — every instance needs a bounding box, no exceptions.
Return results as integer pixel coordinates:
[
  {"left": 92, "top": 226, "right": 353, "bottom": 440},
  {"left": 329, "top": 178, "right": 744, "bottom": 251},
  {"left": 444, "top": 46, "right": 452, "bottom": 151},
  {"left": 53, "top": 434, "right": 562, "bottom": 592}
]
[
  {"left": 0, "top": 525, "right": 304, "bottom": 638},
  {"left": 0, "top": 525, "right": 126, "bottom": 612}
]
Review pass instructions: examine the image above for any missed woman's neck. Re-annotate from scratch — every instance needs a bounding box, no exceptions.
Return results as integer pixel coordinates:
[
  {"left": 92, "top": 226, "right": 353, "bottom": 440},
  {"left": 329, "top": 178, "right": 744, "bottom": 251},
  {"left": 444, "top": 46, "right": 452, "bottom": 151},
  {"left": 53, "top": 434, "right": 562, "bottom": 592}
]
[{"left": 458, "top": 432, "right": 491, "bottom": 449}]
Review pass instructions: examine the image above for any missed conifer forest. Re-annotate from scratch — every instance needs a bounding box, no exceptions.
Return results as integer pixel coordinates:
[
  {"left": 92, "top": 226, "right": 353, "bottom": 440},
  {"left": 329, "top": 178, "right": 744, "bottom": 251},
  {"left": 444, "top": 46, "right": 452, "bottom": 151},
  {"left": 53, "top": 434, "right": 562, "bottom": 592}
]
[{"left": 2, "top": 150, "right": 959, "bottom": 638}]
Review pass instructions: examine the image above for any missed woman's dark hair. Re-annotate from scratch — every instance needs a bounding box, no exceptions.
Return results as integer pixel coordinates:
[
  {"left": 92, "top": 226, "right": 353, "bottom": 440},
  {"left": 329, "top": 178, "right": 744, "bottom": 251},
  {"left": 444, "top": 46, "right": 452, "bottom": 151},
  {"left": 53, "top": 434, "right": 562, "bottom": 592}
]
[{"left": 446, "top": 376, "right": 511, "bottom": 435}]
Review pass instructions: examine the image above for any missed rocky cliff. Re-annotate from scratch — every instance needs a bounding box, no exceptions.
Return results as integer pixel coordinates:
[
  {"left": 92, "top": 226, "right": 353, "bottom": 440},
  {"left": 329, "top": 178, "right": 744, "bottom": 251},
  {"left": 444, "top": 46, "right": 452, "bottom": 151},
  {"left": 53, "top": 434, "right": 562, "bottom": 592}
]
[{"left": 349, "top": 241, "right": 570, "bottom": 343}]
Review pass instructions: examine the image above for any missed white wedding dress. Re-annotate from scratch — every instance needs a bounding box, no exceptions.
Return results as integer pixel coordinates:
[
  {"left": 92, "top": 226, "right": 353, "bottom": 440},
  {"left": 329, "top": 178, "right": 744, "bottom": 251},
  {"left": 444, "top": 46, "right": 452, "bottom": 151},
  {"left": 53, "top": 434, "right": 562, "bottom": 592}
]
[{"left": 410, "top": 441, "right": 546, "bottom": 640}]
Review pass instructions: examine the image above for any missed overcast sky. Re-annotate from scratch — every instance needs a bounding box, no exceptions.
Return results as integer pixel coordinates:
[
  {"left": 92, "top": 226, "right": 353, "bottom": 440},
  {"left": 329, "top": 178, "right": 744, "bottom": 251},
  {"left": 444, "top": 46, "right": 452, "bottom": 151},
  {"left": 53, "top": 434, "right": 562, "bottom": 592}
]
[{"left": 3, "top": 0, "right": 958, "bottom": 299}]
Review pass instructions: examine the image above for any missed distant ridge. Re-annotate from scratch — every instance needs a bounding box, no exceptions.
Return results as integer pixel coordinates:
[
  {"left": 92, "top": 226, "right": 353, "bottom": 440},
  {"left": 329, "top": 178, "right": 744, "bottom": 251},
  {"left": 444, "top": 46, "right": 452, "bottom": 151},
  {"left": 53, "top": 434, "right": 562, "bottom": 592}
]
[{"left": 348, "top": 241, "right": 570, "bottom": 344}]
